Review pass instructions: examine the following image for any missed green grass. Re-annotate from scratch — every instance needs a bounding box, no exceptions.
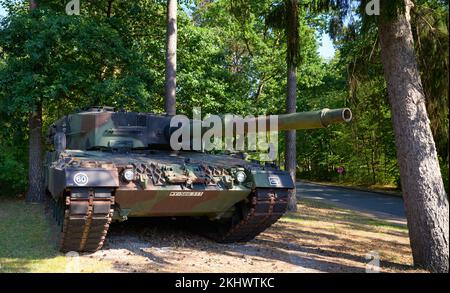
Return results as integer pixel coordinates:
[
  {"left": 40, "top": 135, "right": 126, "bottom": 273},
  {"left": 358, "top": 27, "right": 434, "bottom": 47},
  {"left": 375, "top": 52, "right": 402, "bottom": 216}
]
[
  {"left": 301, "top": 180, "right": 402, "bottom": 197},
  {"left": 0, "top": 198, "right": 110, "bottom": 272},
  {"left": 0, "top": 199, "right": 56, "bottom": 272},
  {"left": 283, "top": 198, "right": 408, "bottom": 231}
]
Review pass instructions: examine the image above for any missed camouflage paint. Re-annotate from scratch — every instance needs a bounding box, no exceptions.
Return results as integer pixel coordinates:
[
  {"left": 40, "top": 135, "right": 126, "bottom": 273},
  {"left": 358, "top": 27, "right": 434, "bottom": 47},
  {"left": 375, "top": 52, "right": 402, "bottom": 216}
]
[{"left": 45, "top": 107, "right": 352, "bottom": 220}]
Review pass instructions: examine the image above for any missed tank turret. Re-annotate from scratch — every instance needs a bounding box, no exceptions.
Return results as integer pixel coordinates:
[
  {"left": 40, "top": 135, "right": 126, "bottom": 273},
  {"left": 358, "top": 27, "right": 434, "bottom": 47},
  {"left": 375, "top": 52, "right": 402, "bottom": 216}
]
[
  {"left": 48, "top": 107, "right": 173, "bottom": 150},
  {"left": 48, "top": 107, "right": 352, "bottom": 151}
]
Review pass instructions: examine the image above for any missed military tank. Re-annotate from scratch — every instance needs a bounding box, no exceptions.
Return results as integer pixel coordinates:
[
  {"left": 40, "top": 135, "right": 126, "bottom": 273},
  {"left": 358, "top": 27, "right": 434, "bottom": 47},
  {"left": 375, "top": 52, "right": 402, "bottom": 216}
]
[{"left": 44, "top": 106, "right": 352, "bottom": 252}]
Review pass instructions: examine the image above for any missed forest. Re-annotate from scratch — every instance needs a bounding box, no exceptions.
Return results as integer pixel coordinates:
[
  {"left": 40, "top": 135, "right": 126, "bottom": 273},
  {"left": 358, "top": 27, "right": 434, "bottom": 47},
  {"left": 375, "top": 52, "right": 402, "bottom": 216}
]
[{"left": 0, "top": 0, "right": 447, "bottom": 198}]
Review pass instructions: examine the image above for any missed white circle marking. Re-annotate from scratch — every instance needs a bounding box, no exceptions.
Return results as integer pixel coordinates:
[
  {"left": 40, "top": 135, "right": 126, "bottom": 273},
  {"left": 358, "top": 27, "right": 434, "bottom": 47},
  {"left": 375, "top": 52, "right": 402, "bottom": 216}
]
[{"left": 73, "top": 172, "right": 89, "bottom": 186}]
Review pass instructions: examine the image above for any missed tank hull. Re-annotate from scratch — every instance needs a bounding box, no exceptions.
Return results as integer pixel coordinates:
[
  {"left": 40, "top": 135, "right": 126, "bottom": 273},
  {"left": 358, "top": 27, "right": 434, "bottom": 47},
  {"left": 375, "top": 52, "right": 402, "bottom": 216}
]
[
  {"left": 45, "top": 150, "right": 294, "bottom": 219},
  {"left": 44, "top": 149, "right": 294, "bottom": 252}
]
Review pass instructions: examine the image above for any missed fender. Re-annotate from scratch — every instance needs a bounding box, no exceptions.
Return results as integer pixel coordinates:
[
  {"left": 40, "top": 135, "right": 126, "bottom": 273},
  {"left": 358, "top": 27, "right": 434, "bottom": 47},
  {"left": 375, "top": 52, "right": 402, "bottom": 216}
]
[
  {"left": 47, "top": 166, "right": 119, "bottom": 199},
  {"left": 65, "top": 168, "right": 119, "bottom": 188},
  {"left": 250, "top": 170, "right": 294, "bottom": 189}
]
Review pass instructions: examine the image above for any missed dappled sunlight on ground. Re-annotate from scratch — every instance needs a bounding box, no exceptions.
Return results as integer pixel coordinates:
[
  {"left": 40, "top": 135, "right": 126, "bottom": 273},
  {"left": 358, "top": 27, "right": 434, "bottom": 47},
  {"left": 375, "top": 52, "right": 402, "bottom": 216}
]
[
  {"left": 0, "top": 197, "right": 424, "bottom": 273},
  {"left": 91, "top": 199, "right": 421, "bottom": 273}
]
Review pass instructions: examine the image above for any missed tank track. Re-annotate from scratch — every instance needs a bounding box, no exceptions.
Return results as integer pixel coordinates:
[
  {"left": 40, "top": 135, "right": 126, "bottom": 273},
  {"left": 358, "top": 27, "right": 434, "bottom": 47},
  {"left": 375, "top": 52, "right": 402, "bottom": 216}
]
[
  {"left": 49, "top": 188, "right": 114, "bottom": 252},
  {"left": 214, "top": 188, "right": 289, "bottom": 243}
]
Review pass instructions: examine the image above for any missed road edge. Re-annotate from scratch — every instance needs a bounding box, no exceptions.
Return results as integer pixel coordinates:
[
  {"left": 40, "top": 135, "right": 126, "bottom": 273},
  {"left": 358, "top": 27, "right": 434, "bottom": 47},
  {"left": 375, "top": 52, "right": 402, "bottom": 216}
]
[{"left": 297, "top": 180, "right": 403, "bottom": 198}]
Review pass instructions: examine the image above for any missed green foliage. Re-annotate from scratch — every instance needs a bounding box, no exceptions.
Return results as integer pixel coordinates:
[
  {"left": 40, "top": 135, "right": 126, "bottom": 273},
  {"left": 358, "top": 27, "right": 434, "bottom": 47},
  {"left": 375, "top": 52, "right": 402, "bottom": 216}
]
[
  {"left": 0, "top": 6, "right": 154, "bottom": 113},
  {"left": 0, "top": 0, "right": 447, "bottom": 194},
  {"left": 296, "top": 56, "right": 399, "bottom": 185},
  {"left": 411, "top": 0, "right": 449, "bottom": 191},
  {"left": 0, "top": 147, "right": 27, "bottom": 196},
  {"left": 411, "top": 0, "right": 449, "bottom": 167},
  {"left": 296, "top": 0, "right": 448, "bottom": 190},
  {"left": 0, "top": 92, "right": 28, "bottom": 195}
]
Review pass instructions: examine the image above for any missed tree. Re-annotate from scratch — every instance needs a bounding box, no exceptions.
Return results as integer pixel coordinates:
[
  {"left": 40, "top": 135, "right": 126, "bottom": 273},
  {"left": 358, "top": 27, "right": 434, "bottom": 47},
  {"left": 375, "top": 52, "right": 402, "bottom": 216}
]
[
  {"left": 377, "top": 0, "right": 448, "bottom": 272},
  {"left": 26, "top": 0, "right": 43, "bottom": 203},
  {"left": 310, "top": 0, "right": 448, "bottom": 272},
  {"left": 285, "top": 0, "right": 299, "bottom": 211},
  {"left": 165, "top": 0, "right": 177, "bottom": 115},
  {"left": 0, "top": 1, "right": 154, "bottom": 197}
]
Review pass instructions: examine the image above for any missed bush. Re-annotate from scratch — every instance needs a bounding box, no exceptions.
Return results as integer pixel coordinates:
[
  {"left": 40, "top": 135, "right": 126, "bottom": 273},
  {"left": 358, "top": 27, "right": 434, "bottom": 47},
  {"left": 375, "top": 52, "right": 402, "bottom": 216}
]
[{"left": 0, "top": 147, "right": 27, "bottom": 196}]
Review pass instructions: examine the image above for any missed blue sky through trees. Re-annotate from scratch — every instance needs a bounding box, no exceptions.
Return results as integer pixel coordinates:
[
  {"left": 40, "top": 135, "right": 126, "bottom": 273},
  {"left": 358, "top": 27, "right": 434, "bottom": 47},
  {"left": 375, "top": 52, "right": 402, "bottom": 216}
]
[
  {"left": 318, "top": 33, "right": 335, "bottom": 60},
  {"left": 0, "top": 3, "right": 5, "bottom": 16},
  {"left": 0, "top": 2, "right": 334, "bottom": 58}
]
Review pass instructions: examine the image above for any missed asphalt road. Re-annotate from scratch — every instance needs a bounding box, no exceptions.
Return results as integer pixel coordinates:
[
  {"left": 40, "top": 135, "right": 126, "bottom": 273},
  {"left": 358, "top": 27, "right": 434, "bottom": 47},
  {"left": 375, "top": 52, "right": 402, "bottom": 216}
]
[{"left": 296, "top": 181, "right": 406, "bottom": 223}]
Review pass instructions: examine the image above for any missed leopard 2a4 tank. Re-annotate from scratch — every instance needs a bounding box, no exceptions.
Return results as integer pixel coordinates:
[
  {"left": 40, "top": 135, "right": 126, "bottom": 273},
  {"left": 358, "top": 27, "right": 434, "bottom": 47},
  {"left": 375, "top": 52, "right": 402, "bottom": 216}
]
[{"left": 44, "top": 106, "right": 352, "bottom": 252}]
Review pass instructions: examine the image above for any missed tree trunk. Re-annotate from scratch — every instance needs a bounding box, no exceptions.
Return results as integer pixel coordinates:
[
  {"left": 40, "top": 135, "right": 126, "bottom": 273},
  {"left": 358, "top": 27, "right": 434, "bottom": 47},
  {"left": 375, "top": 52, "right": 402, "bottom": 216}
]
[
  {"left": 285, "top": 0, "right": 298, "bottom": 212},
  {"left": 285, "top": 67, "right": 297, "bottom": 211},
  {"left": 165, "top": 0, "right": 177, "bottom": 115},
  {"left": 378, "top": 0, "right": 448, "bottom": 272},
  {"left": 25, "top": 0, "right": 44, "bottom": 203},
  {"left": 26, "top": 103, "right": 44, "bottom": 203}
]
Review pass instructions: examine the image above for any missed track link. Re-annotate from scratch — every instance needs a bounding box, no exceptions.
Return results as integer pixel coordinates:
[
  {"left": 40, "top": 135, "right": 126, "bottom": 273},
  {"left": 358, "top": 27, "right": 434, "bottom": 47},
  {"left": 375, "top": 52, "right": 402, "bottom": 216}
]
[
  {"left": 215, "top": 188, "right": 289, "bottom": 243},
  {"left": 51, "top": 188, "right": 114, "bottom": 252}
]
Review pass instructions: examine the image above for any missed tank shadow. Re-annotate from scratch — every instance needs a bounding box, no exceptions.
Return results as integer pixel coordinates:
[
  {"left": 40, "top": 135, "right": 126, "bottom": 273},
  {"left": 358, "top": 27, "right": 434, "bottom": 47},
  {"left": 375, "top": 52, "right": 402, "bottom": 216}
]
[{"left": 102, "top": 216, "right": 414, "bottom": 273}]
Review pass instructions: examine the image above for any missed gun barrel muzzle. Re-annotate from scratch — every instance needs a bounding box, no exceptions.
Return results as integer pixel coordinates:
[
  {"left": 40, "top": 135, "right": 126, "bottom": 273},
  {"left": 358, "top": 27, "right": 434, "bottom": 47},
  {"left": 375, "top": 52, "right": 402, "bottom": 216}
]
[{"left": 277, "top": 108, "right": 352, "bottom": 130}]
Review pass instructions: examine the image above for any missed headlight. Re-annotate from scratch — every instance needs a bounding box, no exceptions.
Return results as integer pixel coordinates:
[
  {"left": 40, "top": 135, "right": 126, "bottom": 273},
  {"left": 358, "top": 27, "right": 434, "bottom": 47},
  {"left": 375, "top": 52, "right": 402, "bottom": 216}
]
[
  {"left": 123, "top": 169, "right": 135, "bottom": 181},
  {"left": 235, "top": 171, "right": 247, "bottom": 183}
]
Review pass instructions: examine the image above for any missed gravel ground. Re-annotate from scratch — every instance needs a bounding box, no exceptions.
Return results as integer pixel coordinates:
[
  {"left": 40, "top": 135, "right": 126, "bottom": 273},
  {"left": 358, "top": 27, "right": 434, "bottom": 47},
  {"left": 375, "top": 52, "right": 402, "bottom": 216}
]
[
  {"left": 76, "top": 200, "right": 420, "bottom": 273},
  {"left": 87, "top": 219, "right": 323, "bottom": 273}
]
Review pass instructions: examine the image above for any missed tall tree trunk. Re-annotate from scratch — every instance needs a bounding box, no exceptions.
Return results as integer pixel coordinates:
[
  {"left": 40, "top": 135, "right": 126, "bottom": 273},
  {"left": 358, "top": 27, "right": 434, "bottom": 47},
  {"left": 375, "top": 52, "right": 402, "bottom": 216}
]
[
  {"left": 378, "top": 0, "right": 448, "bottom": 272},
  {"left": 26, "top": 0, "right": 44, "bottom": 203},
  {"left": 27, "top": 102, "right": 44, "bottom": 203},
  {"left": 285, "top": 0, "right": 298, "bottom": 212},
  {"left": 165, "top": 0, "right": 177, "bottom": 115}
]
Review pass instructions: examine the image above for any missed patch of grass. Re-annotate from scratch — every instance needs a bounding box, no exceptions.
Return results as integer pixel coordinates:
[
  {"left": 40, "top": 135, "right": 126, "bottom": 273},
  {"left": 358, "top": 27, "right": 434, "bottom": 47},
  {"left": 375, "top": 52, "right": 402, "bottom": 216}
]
[
  {"left": 302, "top": 180, "right": 402, "bottom": 196},
  {"left": 354, "top": 217, "right": 407, "bottom": 231},
  {"left": 284, "top": 198, "right": 407, "bottom": 231},
  {"left": 0, "top": 198, "right": 111, "bottom": 273}
]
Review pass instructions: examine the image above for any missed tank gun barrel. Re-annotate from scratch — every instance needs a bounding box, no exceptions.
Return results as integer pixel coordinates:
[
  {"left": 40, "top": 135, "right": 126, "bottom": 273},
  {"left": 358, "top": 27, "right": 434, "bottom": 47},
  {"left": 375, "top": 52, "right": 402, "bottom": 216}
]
[
  {"left": 276, "top": 108, "right": 352, "bottom": 130},
  {"left": 218, "top": 108, "right": 352, "bottom": 135}
]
